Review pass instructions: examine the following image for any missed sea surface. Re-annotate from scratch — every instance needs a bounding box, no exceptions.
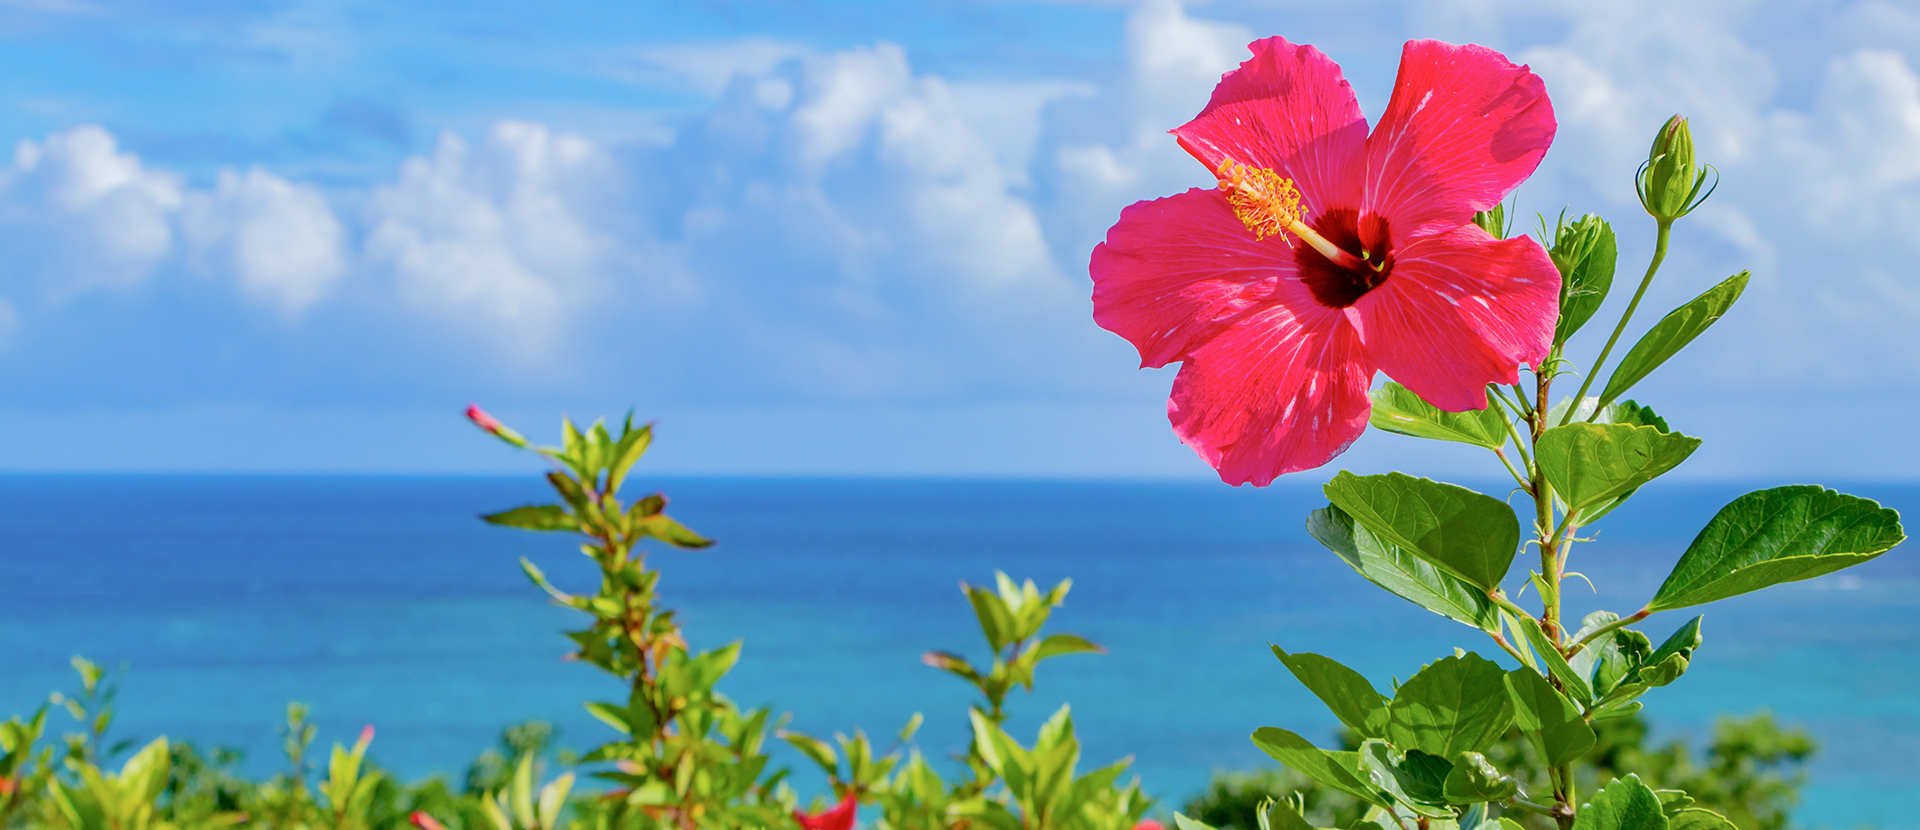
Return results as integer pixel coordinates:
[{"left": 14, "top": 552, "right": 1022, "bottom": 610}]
[{"left": 1, "top": 475, "right": 1915, "bottom": 827}]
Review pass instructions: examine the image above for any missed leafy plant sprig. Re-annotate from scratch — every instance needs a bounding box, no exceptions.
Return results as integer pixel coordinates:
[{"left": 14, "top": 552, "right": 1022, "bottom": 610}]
[
  {"left": 467, "top": 407, "right": 785, "bottom": 830},
  {"left": 1181, "top": 116, "right": 1906, "bottom": 830}
]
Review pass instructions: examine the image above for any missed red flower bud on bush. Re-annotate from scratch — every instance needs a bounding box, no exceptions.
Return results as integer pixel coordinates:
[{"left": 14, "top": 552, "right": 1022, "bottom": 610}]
[{"left": 793, "top": 792, "right": 857, "bottom": 830}]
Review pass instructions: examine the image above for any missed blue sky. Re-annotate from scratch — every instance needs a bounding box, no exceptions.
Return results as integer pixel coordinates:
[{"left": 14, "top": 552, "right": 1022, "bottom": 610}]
[{"left": 0, "top": 0, "right": 1916, "bottom": 478}]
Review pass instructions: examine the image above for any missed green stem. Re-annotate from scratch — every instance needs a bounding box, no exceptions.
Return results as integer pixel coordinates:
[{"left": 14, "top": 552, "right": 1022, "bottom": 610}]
[
  {"left": 1533, "top": 374, "right": 1562, "bottom": 642},
  {"left": 1561, "top": 219, "right": 1673, "bottom": 426},
  {"left": 1488, "top": 628, "right": 1530, "bottom": 666},
  {"left": 1492, "top": 448, "right": 1529, "bottom": 491},
  {"left": 1507, "top": 797, "right": 1559, "bottom": 817},
  {"left": 1510, "top": 383, "right": 1535, "bottom": 418},
  {"left": 1566, "top": 608, "right": 1652, "bottom": 658},
  {"left": 1488, "top": 392, "right": 1534, "bottom": 472},
  {"left": 1488, "top": 590, "right": 1534, "bottom": 623}
]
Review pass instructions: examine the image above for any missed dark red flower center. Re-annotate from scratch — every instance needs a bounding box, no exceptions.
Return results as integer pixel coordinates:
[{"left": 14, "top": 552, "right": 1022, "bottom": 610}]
[{"left": 1297, "top": 209, "right": 1393, "bottom": 308}]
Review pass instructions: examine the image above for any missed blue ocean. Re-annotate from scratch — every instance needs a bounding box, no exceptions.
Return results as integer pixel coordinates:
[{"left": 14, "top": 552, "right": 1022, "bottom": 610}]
[{"left": 1, "top": 475, "right": 1914, "bottom": 827}]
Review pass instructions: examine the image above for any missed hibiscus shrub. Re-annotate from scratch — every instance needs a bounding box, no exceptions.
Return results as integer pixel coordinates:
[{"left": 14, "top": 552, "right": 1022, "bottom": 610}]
[{"left": 1089, "top": 34, "right": 1901, "bottom": 830}]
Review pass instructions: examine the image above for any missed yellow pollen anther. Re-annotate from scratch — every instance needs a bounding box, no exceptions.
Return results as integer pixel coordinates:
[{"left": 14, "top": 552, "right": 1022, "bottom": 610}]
[
  {"left": 1213, "top": 158, "right": 1362, "bottom": 267},
  {"left": 1215, "top": 159, "right": 1302, "bottom": 241}
]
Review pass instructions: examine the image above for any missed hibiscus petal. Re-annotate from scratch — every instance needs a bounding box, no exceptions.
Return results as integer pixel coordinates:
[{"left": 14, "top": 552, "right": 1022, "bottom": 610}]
[
  {"left": 1172, "top": 36, "right": 1369, "bottom": 213},
  {"left": 1169, "top": 303, "right": 1373, "bottom": 486},
  {"left": 1092, "top": 188, "right": 1299, "bottom": 368},
  {"left": 1351, "top": 224, "right": 1560, "bottom": 412},
  {"left": 1363, "top": 40, "right": 1555, "bottom": 239}
]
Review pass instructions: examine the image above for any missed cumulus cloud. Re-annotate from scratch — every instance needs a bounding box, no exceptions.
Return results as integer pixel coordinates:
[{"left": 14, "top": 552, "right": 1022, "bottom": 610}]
[
  {"left": 0, "top": 125, "right": 351, "bottom": 322},
  {"left": 1048, "top": 0, "right": 1253, "bottom": 257},
  {"left": 363, "top": 121, "right": 625, "bottom": 354},
  {"left": 1487, "top": 0, "right": 1920, "bottom": 385},
  {"left": 180, "top": 167, "right": 348, "bottom": 317},
  {"left": 0, "top": 125, "right": 182, "bottom": 294},
  {"left": 685, "top": 39, "right": 1080, "bottom": 296}
]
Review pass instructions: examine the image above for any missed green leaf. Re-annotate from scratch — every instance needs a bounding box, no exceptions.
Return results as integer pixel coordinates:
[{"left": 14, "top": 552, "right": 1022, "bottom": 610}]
[
  {"left": 1653, "top": 790, "right": 1696, "bottom": 817},
  {"left": 1474, "top": 204, "right": 1506, "bottom": 239},
  {"left": 1387, "top": 653, "right": 1514, "bottom": 758},
  {"left": 483, "top": 505, "right": 577, "bottom": 532},
  {"left": 921, "top": 651, "right": 982, "bottom": 686},
  {"left": 1573, "top": 776, "right": 1668, "bottom": 830},
  {"left": 783, "top": 730, "right": 844, "bottom": 776},
  {"left": 1667, "top": 809, "right": 1736, "bottom": 830},
  {"left": 1591, "top": 627, "right": 1653, "bottom": 698},
  {"left": 1649, "top": 485, "right": 1905, "bottom": 610},
  {"left": 1030, "top": 634, "right": 1103, "bottom": 663},
  {"left": 1176, "top": 816, "right": 1224, "bottom": 830},
  {"left": 1250, "top": 727, "right": 1390, "bottom": 808},
  {"left": 632, "top": 514, "right": 712, "bottom": 548},
  {"left": 1504, "top": 668, "right": 1596, "bottom": 767},
  {"left": 1358, "top": 741, "right": 1452, "bottom": 817},
  {"left": 584, "top": 702, "right": 633, "bottom": 735},
  {"left": 1443, "top": 752, "right": 1517, "bottom": 805},
  {"left": 1590, "top": 699, "right": 1644, "bottom": 722},
  {"left": 1551, "top": 214, "right": 1618, "bottom": 343},
  {"left": 1261, "top": 797, "right": 1316, "bottom": 830},
  {"left": 1308, "top": 507, "right": 1500, "bottom": 632},
  {"left": 1271, "top": 646, "right": 1390, "bottom": 740},
  {"left": 1368, "top": 383, "right": 1510, "bottom": 449},
  {"left": 1608, "top": 400, "right": 1670, "bottom": 432},
  {"left": 1631, "top": 617, "right": 1703, "bottom": 688},
  {"left": 605, "top": 421, "right": 653, "bottom": 495},
  {"left": 1509, "top": 613, "right": 1592, "bottom": 706},
  {"left": 965, "top": 583, "right": 1018, "bottom": 652},
  {"left": 1537, "top": 423, "right": 1700, "bottom": 513},
  {"left": 1323, "top": 472, "right": 1521, "bottom": 591},
  {"left": 1598, "top": 271, "right": 1748, "bottom": 409}
]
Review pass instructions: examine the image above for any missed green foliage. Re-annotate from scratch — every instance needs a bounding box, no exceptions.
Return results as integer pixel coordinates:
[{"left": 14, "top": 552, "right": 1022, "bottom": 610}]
[
  {"left": 1186, "top": 711, "right": 1819, "bottom": 830},
  {"left": 1503, "top": 669, "right": 1594, "bottom": 768},
  {"left": 1386, "top": 654, "right": 1514, "bottom": 759},
  {"left": 1307, "top": 506, "right": 1501, "bottom": 632},
  {"left": 1595, "top": 272, "right": 1747, "bottom": 411},
  {"left": 1281, "top": 115, "right": 1899, "bottom": 830},
  {"left": 1269, "top": 648, "right": 1389, "bottom": 741},
  {"left": 1649, "top": 486, "right": 1905, "bottom": 610},
  {"left": 1534, "top": 424, "right": 1700, "bottom": 516},
  {"left": 1368, "top": 383, "right": 1509, "bottom": 449},
  {"left": 1321, "top": 472, "right": 1520, "bottom": 592},
  {"left": 1547, "top": 213, "right": 1618, "bottom": 344}
]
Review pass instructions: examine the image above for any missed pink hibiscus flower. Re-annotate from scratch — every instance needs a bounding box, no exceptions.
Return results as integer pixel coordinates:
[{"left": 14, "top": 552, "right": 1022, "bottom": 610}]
[{"left": 1091, "top": 37, "right": 1561, "bottom": 485}]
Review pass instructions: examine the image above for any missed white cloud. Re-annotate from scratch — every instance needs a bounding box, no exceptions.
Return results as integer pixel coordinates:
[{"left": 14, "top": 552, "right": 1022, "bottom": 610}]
[
  {"left": 1490, "top": 0, "right": 1920, "bottom": 386},
  {"left": 180, "top": 167, "right": 348, "bottom": 318},
  {"left": 687, "top": 40, "right": 1070, "bottom": 295},
  {"left": 0, "top": 125, "right": 182, "bottom": 294},
  {"left": 1047, "top": 0, "right": 1252, "bottom": 265},
  {"left": 363, "top": 121, "right": 624, "bottom": 353},
  {"left": 608, "top": 36, "right": 810, "bottom": 97}
]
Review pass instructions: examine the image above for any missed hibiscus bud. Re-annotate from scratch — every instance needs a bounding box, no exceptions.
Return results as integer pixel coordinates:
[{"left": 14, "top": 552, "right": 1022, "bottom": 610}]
[
  {"left": 1637, "top": 115, "right": 1715, "bottom": 220},
  {"left": 408, "top": 811, "right": 447, "bottom": 830},
  {"left": 0, "top": 776, "right": 15, "bottom": 797},
  {"left": 466, "top": 404, "right": 530, "bottom": 448},
  {"left": 1472, "top": 203, "right": 1506, "bottom": 239}
]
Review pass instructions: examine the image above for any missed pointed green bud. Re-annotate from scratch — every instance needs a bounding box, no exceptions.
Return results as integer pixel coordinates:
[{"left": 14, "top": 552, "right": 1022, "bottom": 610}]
[
  {"left": 1472, "top": 203, "right": 1506, "bottom": 239},
  {"left": 1637, "top": 115, "right": 1716, "bottom": 220}
]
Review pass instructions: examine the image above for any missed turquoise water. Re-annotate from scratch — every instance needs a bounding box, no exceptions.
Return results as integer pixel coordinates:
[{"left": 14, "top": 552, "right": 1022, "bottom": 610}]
[{"left": 0, "top": 475, "right": 1914, "bottom": 827}]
